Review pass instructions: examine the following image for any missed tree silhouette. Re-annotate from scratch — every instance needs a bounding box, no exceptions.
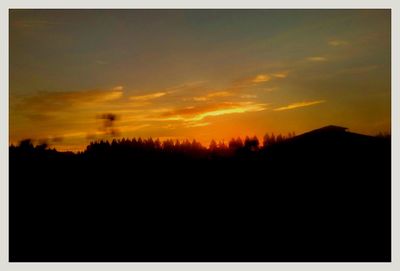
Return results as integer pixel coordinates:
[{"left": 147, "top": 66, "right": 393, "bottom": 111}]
[{"left": 244, "top": 136, "right": 259, "bottom": 151}]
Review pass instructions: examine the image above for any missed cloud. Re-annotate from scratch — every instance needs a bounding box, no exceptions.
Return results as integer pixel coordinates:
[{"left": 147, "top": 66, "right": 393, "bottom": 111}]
[
  {"left": 273, "top": 100, "right": 325, "bottom": 111},
  {"left": 160, "top": 102, "right": 267, "bottom": 122},
  {"left": 129, "top": 92, "right": 167, "bottom": 101},
  {"left": 240, "top": 94, "right": 257, "bottom": 99},
  {"left": 234, "top": 74, "right": 272, "bottom": 87},
  {"left": 328, "top": 40, "right": 348, "bottom": 47},
  {"left": 271, "top": 71, "right": 289, "bottom": 79},
  {"left": 14, "top": 88, "right": 124, "bottom": 117},
  {"left": 264, "top": 87, "right": 277, "bottom": 92},
  {"left": 113, "top": 85, "right": 124, "bottom": 91},
  {"left": 306, "top": 56, "right": 327, "bottom": 62},
  {"left": 232, "top": 71, "right": 289, "bottom": 89},
  {"left": 252, "top": 74, "right": 271, "bottom": 83},
  {"left": 165, "top": 81, "right": 207, "bottom": 91},
  {"left": 184, "top": 122, "right": 211, "bottom": 128},
  {"left": 193, "top": 91, "right": 232, "bottom": 101}
]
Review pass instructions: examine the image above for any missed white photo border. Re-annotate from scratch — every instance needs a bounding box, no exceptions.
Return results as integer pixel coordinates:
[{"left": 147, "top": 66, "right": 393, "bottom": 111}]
[{"left": 1, "top": 1, "right": 398, "bottom": 271}]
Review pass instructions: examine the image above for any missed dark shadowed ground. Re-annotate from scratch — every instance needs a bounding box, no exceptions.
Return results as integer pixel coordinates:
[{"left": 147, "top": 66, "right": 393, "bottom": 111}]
[{"left": 9, "top": 126, "right": 391, "bottom": 262}]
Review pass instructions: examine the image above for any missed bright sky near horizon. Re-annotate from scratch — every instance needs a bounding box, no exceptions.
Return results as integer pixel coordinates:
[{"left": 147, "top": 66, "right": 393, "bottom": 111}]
[{"left": 9, "top": 9, "right": 391, "bottom": 151}]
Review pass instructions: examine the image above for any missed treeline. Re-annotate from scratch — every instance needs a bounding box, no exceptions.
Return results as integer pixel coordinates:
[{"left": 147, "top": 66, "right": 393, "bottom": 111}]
[{"left": 9, "top": 132, "right": 297, "bottom": 158}]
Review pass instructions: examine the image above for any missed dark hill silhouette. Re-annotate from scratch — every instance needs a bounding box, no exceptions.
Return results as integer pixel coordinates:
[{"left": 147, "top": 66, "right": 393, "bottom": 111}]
[
  {"left": 9, "top": 125, "right": 391, "bottom": 262},
  {"left": 264, "top": 125, "right": 388, "bottom": 160},
  {"left": 289, "top": 125, "right": 380, "bottom": 144}
]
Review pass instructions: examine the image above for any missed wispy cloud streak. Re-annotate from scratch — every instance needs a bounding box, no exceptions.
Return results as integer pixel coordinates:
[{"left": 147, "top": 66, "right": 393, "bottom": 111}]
[
  {"left": 306, "top": 56, "right": 327, "bottom": 62},
  {"left": 129, "top": 92, "right": 167, "bottom": 101},
  {"left": 274, "top": 100, "right": 325, "bottom": 111}
]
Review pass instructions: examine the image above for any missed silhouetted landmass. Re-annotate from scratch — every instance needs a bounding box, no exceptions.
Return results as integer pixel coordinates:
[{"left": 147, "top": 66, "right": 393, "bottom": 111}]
[{"left": 9, "top": 126, "right": 391, "bottom": 262}]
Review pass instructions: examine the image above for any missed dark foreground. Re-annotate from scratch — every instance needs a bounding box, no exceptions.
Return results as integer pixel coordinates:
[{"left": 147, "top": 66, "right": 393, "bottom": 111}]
[{"left": 9, "top": 126, "right": 391, "bottom": 262}]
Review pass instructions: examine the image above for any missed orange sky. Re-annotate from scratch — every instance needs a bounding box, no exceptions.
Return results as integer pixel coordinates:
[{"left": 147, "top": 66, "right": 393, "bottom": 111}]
[{"left": 9, "top": 10, "right": 391, "bottom": 151}]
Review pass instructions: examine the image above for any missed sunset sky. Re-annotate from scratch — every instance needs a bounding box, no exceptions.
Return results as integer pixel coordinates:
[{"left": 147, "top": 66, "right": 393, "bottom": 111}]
[{"left": 9, "top": 9, "right": 391, "bottom": 151}]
